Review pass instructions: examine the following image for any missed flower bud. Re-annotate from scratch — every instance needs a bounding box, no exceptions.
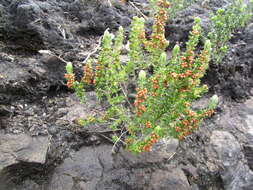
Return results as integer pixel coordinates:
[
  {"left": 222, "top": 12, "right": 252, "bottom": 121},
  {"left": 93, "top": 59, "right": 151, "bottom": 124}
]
[
  {"left": 118, "top": 26, "right": 124, "bottom": 33},
  {"left": 154, "top": 126, "right": 163, "bottom": 136},
  {"left": 217, "top": 9, "right": 224, "bottom": 14},
  {"left": 208, "top": 94, "right": 219, "bottom": 110},
  {"left": 204, "top": 40, "right": 212, "bottom": 51},
  {"left": 159, "top": 52, "right": 167, "bottom": 65},
  {"left": 138, "top": 70, "right": 146, "bottom": 81},
  {"left": 172, "top": 44, "right": 180, "bottom": 57},
  {"left": 194, "top": 17, "right": 201, "bottom": 24},
  {"left": 66, "top": 62, "right": 73, "bottom": 74}
]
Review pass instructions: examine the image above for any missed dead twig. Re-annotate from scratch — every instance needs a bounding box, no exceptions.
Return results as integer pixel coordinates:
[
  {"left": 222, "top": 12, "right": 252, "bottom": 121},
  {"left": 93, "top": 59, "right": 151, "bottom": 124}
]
[
  {"left": 38, "top": 28, "right": 109, "bottom": 65},
  {"left": 120, "top": 83, "right": 134, "bottom": 110},
  {"left": 87, "top": 129, "right": 122, "bottom": 134},
  {"left": 168, "top": 152, "right": 176, "bottom": 161},
  {"left": 112, "top": 131, "right": 127, "bottom": 153},
  {"left": 82, "top": 28, "right": 109, "bottom": 64},
  {"left": 129, "top": 1, "right": 148, "bottom": 20}
]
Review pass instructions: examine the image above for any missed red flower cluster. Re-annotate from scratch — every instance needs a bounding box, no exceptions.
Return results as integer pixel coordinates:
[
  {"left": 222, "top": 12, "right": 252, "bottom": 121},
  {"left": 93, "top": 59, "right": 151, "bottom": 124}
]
[
  {"left": 134, "top": 88, "right": 148, "bottom": 117},
  {"left": 157, "top": 0, "right": 170, "bottom": 8},
  {"left": 64, "top": 73, "right": 75, "bottom": 88},
  {"left": 202, "top": 109, "right": 214, "bottom": 117},
  {"left": 141, "top": 133, "right": 160, "bottom": 152},
  {"left": 145, "top": 121, "right": 152, "bottom": 128},
  {"left": 175, "top": 117, "right": 199, "bottom": 140},
  {"left": 152, "top": 78, "right": 159, "bottom": 90},
  {"left": 82, "top": 64, "right": 94, "bottom": 85},
  {"left": 174, "top": 107, "right": 214, "bottom": 141},
  {"left": 144, "top": 0, "right": 169, "bottom": 50},
  {"left": 94, "top": 61, "right": 103, "bottom": 81}
]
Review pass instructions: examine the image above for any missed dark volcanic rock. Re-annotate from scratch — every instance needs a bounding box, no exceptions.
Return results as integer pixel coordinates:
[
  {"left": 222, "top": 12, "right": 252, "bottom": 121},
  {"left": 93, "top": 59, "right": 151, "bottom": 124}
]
[
  {"left": 0, "top": 133, "right": 48, "bottom": 170},
  {"left": 1, "top": 0, "right": 133, "bottom": 51},
  {"left": 148, "top": 168, "right": 190, "bottom": 190},
  {"left": 0, "top": 133, "right": 49, "bottom": 189},
  {"left": 48, "top": 144, "right": 189, "bottom": 190},
  {"left": 0, "top": 54, "right": 67, "bottom": 97},
  {"left": 206, "top": 130, "right": 253, "bottom": 190}
]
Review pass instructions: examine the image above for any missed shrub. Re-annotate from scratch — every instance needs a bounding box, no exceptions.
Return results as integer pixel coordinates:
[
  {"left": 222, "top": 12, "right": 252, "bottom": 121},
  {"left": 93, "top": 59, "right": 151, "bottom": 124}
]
[
  {"left": 65, "top": 0, "right": 216, "bottom": 153},
  {"left": 149, "top": 0, "right": 197, "bottom": 19},
  {"left": 208, "top": 0, "right": 253, "bottom": 64}
]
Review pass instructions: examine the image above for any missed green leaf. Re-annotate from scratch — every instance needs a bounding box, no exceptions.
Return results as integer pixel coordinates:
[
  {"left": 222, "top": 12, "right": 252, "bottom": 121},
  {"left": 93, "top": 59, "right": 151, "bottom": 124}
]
[{"left": 112, "top": 135, "right": 119, "bottom": 143}]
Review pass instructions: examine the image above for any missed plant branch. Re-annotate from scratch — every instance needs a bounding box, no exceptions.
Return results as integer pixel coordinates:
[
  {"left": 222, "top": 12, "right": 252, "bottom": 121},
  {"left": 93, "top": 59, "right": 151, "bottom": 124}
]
[{"left": 129, "top": 1, "right": 148, "bottom": 20}]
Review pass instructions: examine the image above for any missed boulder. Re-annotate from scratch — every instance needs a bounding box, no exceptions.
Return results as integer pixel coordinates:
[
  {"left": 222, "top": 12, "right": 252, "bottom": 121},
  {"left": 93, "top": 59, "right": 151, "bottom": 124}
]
[
  {"left": 0, "top": 133, "right": 49, "bottom": 171},
  {"left": 0, "top": 133, "right": 49, "bottom": 189},
  {"left": 206, "top": 130, "right": 253, "bottom": 190}
]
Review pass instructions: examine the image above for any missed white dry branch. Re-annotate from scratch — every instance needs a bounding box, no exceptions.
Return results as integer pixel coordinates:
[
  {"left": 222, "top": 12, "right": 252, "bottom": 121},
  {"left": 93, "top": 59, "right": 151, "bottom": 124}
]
[
  {"left": 129, "top": 1, "right": 148, "bottom": 20},
  {"left": 82, "top": 28, "right": 110, "bottom": 64}
]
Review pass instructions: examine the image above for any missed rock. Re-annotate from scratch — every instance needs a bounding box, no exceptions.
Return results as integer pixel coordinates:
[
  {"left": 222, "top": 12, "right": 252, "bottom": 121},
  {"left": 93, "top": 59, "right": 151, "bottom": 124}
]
[
  {"left": 12, "top": 180, "right": 41, "bottom": 190},
  {"left": 242, "top": 98, "right": 253, "bottom": 171},
  {"left": 57, "top": 92, "right": 103, "bottom": 124},
  {"left": 76, "top": 4, "right": 132, "bottom": 36},
  {"left": 206, "top": 130, "right": 253, "bottom": 190},
  {"left": 0, "top": 133, "right": 49, "bottom": 189},
  {"left": 244, "top": 98, "right": 253, "bottom": 136},
  {"left": 0, "top": 55, "right": 66, "bottom": 97},
  {"left": 0, "top": 133, "right": 49, "bottom": 171},
  {"left": 149, "top": 167, "right": 190, "bottom": 190},
  {"left": 48, "top": 143, "right": 189, "bottom": 190},
  {"left": 116, "top": 138, "right": 179, "bottom": 166},
  {"left": 48, "top": 145, "right": 113, "bottom": 190},
  {"left": 2, "top": 0, "right": 133, "bottom": 51}
]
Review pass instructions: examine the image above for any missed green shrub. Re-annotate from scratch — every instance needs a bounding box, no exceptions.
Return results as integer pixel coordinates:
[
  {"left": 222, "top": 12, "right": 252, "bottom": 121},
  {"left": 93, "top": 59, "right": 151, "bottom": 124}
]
[
  {"left": 208, "top": 0, "right": 253, "bottom": 64},
  {"left": 149, "top": 0, "right": 197, "bottom": 19},
  {"left": 65, "top": 0, "right": 216, "bottom": 153}
]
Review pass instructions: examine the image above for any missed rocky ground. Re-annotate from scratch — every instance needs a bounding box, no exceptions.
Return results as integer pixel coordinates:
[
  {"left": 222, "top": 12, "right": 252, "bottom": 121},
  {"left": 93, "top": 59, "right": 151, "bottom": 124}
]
[{"left": 0, "top": 0, "right": 253, "bottom": 190}]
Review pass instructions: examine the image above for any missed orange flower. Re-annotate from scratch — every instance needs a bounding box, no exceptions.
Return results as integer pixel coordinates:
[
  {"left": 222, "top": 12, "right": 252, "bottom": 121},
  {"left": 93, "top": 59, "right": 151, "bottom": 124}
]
[
  {"left": 185, "top": 70, "right": 192, "bottom": 77},
  {"left": 178, "top": 135, "right": 185, "bottom": 141},
  {"left": 181, "top": 62, "right": 188, "bottom": 68},
  {"left": 152, "top": 79, "right": 159, "bottom": 89},
  {"left": 186, "top": 110, "right": 196, "bottom": 117},
  {"left": 145, "top": 122, "right": 152, "bottom": 128},
  {"left": 181, "top": 56, "right": 187, "bottom": 61},
  {"left": 181, "top": 120, "right": 189, "bottom": 126},
  {"left": 82, "top": 64, "right": 94, "bottom": 85},
  {"left": 138, "top": 105, "right": 146, "bottom": 112},
  {"left": 143, "top": 145, "right": 151, "bottom": 152},
  {"left": 192, "top": 30, "right": 200, "bottom": 36},
  {"left": 64, "top": 73, "right": 75, "bottom": 88},
  {"left": 203, "top": 110, "right": 214, "bottom": 117},
  {"left": 152, "top": 92, "right": 158, "bottom": 97},
  {"left": 175, "top": 126, "right": 181, "bottom": 132},
  {"left": 184, "top": 102, "right": 191, "bottom": 107},
  {"left": 135, "top": 88, "right": 148, "bottom": 117},
  {"left": 170, "top": 72, "right": 178, "bottom": 79}
]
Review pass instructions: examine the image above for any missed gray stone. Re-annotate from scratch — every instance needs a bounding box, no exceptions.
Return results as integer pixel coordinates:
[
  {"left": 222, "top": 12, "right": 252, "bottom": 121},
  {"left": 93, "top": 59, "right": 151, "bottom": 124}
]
[
  {"left": 48, "top": 145, "right": 113, "bottom": 190},
  {"left": 149, "top": 167, "right": 190, "bottom": 190},
  {"left": 117, "top": 138, "right": 179, "bottom": 166},
  {"left": 0, "top": 133, "right": 49, "bottom": 171},
  {"left": 243, "top": 98, "right": 253, "bottom": 170},
  {"left": 206, "top": 130, "right": 253, "bottom": 190},
  {"left": 48, "top": 143, "right": 188, "bottom": 190},
  {"left": 57, "top": 92, "right": 103, "bottom": 125}
]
